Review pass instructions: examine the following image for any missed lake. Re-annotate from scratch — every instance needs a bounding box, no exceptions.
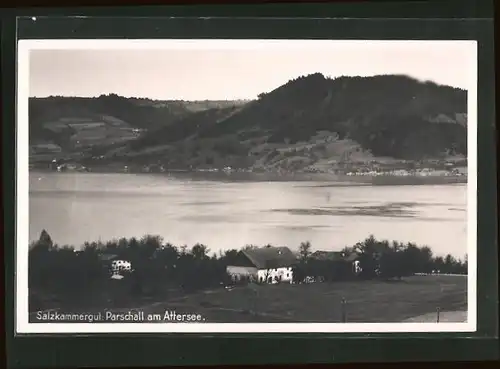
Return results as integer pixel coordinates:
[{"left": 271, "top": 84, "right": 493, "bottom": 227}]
[{"left": 28, "top": 172, "right": 468, "bottom": 258}]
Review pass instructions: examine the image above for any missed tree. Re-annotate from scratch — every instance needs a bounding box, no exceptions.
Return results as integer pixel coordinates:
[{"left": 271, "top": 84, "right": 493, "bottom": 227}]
[
  {"left": 379, "top": 242, "right": 409, "bottom": 280},
  {"left": 154, "top": 243, "right": 180, "bottom": 282},
  {"left": 191, "top": 244, "right": 210, "bottom": 261},
  {"left": 418, "top": 246, "right": 434, "bottom": 273},
  {"left": 353, "top": 235, "right": 381, "bottom": 278},
  {"left": 433, "top": 256, "right": 445, "bottom": 273},
  {"left": 221, "top": 249, "right": 240, "bottom": 265},
  {"left": 462, "top": 254, "right": 468, "bottom": 274},
  {"left": 140, "top": 235, "right": 163, "bottom": 258},
  {"left": 37, "top": 229, "right": 54, "bottom": 250},
  {"left": 444, "top": 254, "right": 457, "bottom": 274},
  {"left": 299, "top": 241, "right": 312, "bottom": 262},
  {"left": 397, "top": 243, "right": 417, "bottom": 275},
  {"left": 243, "top": 245, "right": 258, "bottom": 251}
]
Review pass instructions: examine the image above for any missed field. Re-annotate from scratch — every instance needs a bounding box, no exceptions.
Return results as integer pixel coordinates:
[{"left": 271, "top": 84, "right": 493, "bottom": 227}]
[
  {"left": 403, "top": 310, "right": 467, "bottom": 322},
  {"left": 32, "top": 275, "right": 467, "bottom": 323},
  {"left": 143, "top": 275, "right": 467, "bottom": 323}
]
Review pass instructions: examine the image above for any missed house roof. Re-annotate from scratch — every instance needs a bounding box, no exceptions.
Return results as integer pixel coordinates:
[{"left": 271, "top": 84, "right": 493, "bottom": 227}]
[
  {"left": 242, "top": 246, "right": 297, "bottom": 269},
  {"left": 311, "top": 251, "right": 359, "bottom": 262},
  {"left": 98, "top": 253, "right": 119, "bottom": 261},
  {"left": 344, "top": 252, "right": 360, "bottom": 262}
]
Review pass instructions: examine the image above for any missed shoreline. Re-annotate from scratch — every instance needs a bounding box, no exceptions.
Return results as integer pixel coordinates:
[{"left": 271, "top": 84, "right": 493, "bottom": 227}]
[{"left": 29, "top": 168, "right": 468, "bottom": 185}]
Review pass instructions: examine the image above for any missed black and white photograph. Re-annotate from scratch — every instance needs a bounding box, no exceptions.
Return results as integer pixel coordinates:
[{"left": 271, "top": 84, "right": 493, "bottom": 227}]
[{"left": 17, "top": 39, "right": 477, "bottom": 334}]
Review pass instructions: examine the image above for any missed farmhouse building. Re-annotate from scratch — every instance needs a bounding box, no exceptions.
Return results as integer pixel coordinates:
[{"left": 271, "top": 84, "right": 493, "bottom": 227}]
[
  {"left": 310, "top": 250, "right": 362, "bottom": 276},
  {"left": 311, "top": 250, "right": 358, "bottom": 262},
  {"left": 98, "top": 253, "right": 132, "bottom": 277},
  {"left": 226, "top": 246, "right": 297, "bottom": 284}
]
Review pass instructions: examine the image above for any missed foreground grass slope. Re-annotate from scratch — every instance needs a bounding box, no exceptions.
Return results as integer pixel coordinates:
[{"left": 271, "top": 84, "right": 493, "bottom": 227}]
[
  {"left": 30, "top": 275, "right": 466, "bottom": 323},
  {"left": 147, "top": 275, "right": 466, "bottom": 323}
]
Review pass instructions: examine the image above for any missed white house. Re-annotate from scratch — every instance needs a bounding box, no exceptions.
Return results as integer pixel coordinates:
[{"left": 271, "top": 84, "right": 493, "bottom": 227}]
[
  {"left": 257, "top": 266, "right": 293, "bottom": 284},
  {"left": 111, "top": 259, "right": 132, "bottom": 273},
  {"left": 98, "top": 253, "right": 132, "bottom": 278},
  {"left": 227, "top": 246, "right": 297, "bottom": 284}
]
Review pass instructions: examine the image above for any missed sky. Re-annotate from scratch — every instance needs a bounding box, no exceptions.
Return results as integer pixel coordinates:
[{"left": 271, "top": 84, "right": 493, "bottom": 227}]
[{"left": 27, "top": 40, "right": 476, "bottom": 100}]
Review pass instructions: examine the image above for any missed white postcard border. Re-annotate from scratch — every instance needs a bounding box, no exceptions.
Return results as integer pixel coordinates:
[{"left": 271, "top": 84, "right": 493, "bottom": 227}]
[{"left": 16, "top": 39, "right": 478, "bottom": 334}]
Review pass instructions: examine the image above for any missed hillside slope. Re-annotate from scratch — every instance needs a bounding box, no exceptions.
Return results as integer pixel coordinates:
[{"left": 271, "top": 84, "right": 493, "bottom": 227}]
[
  {"left": 112, "top": 73, "right": 467, "bottom": 171},
  {"left": 29, "top": 94, "right": 248, "bottom": 155}
]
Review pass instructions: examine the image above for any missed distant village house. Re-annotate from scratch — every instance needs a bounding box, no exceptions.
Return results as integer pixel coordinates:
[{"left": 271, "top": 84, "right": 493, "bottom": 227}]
[
  {"left": 98, "top": 253, "right": 132, "bottom": 279},
  {"left": 226, "top": 246, "right": 297, "bottom": 284},
  {"left": 310, "top": 250, "right": 362, "bottom": 278}
]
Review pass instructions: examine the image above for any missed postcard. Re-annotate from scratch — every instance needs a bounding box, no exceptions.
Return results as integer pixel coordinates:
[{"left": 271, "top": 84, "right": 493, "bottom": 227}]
[{"left": 16, "top": 39, "right": 477, "bottom": 334}]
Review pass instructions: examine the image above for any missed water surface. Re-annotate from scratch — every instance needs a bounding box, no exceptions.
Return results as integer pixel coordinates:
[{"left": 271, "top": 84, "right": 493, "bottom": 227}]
[{"left": 29, "top": 172, "right": 467, "bottom": 257}]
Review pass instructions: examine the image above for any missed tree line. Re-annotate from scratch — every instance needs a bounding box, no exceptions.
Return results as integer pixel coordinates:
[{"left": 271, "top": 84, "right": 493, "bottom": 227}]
[
  {"left": 292, "top": 236, "right": 467, "bottom": 284},
  {"left": 29, "top": 230, "right": 467, "bottom": 311}
]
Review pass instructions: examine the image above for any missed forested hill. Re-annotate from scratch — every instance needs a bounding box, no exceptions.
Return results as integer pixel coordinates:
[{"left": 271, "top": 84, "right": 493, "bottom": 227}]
[
  {"left": 118, "top": 73, "right": 467, "bottom": 170},
  {"left": 197, "top": 73, "right": 467, "bottom": 158},
  {"left": 28, "top": 95, "right": 248, "bottom": 152},
  {"left": 29, "top": 74, "right": 467, "bottom": 171}
]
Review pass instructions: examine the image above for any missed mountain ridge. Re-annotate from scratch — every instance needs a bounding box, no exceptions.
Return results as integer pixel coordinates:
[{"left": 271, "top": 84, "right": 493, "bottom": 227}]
[{"left": 29, "top": 73, "right": 467, "bottom": 172}]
